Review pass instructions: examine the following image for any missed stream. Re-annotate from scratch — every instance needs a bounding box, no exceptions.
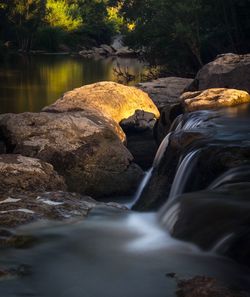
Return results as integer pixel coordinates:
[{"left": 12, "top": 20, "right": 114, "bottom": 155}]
[{"left": 1, "top": 103, "right": 250, "bottom": 296}]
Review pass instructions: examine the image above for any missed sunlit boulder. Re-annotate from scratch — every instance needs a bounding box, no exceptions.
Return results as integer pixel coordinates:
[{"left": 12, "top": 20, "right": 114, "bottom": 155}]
[
  {"left": 43, "top": 81, "right": 160, "bottom": 126},
  {"left": 181, "top": 88, "right": 250, "bottom": 112}
]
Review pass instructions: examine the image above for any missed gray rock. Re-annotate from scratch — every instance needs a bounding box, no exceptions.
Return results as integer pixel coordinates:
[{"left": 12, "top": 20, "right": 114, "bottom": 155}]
[
  {"left": 0, "top": 112, "right": 143, "bottom": 198},
  {"left": 138, "top": 77, "right": 194, "bottom": 109},
  {"left": 187, "top": 53, "right": 250, "bottom": 93}
]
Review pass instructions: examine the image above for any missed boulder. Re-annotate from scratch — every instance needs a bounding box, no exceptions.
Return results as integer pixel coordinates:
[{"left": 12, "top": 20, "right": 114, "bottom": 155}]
[
  {"left": 120, "top": 110, "right": 157, "bottom": 133},
  {"left": 0, "top": 112, "right": 143, "bottom": 198},
  {"left": 0, "top": 154, "right": 66, "bottom": 194},
  {"left": 154, "top": 103, "right": 184, "bottom": 144},
  {"left": 120, "top": 110, "right": 159, "bottom": 169},
  {"left": 43, "top": 81, "right": 160, "bottom": 125},
  {"left": 138, "top": 77, "right": 193, "bottom": 109},
  {"left": 160, "top": 182, "right": 250, "bottom": 268},
  {"left": 181, "top": 88, "right": 250, "bottom": 112},
  {"left": 187, "top": 53, "right": 250, "bottom": 93}
]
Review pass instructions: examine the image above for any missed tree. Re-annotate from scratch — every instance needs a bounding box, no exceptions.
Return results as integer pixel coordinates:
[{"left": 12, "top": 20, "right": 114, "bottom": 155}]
[
  {"left": 45, "top": 0, "right": 82, "bottom": 32},
  {"left": 4, "top": 0, "right": 46, "bottom": 51}
]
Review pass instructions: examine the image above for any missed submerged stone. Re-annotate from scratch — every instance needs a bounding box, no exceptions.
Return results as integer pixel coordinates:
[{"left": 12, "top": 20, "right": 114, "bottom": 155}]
[{"left": 0, "top": 191, "right": 96, "bottom": 228}]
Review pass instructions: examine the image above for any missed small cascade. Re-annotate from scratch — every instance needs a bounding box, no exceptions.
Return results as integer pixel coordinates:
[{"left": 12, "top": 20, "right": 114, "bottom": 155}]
[
  {"left": 158, "top": 202, "right": 181, "bottom": 234},
  {"left": 208, "top": 165, "right": 250, "bottom": 190},
  {"left": 128, "top": 168, "right": 153, "bottom": 208},
  {"left": 153, "top": 133, "right": 171, "bottom": 168},
  {"left": 173, "top": 110, "right": 217, "bottom": 132},
  {"left": 211, "top": 233, "right": 234, "bottom": 254},
  {"left": 129, "top": 133, "right": 171, "bottom": 208},
  {"left": 168, "top": 149, "right": 201, "bottom": 204}
]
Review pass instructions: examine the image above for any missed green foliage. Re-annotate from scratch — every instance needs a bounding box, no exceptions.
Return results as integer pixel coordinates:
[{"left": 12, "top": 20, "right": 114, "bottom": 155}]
[
  {"left": 45, "top": 0, "right": 82, "bottom": 31},
  {"left": 0, "top": 0, "right": 125, "bottom": 52},
  {"left": 117, "top": 0, "right": 250, "bottom": 73}
]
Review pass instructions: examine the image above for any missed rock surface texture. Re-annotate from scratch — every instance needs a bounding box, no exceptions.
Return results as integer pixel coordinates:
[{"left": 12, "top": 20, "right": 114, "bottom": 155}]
[
  {"left": 0, "top": 154, "right": 66, "bottom": 193},
  {"left": 0, "top": 112, "right": 143, "bottom": 197},
  {"left": 181, "top": 88, "right": 250, "bottom": 112},
  {"left": 43, "top": 81, "right": 160, "bottom": 125},
  {"left": 138, "top": 77, "right": 193, "bottom": 109},
  {"left": 187, "top": 53, "right": 250, "bottom": 93}
]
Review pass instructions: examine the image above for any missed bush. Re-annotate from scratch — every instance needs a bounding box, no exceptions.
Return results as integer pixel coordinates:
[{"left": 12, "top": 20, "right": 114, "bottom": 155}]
[{"left": 34, "top": 26, "right": 66, "bottom": 52}]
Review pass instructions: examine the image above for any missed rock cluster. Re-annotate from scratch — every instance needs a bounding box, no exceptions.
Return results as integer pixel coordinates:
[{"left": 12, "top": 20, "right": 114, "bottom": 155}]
[
  {"left": 187, "top": 53, "right": 250, "bottom": 93},
  {"left": 79, "top": 44, "right": 136, "bottom": 58},
  {"left": 0, "top": 81, "right": 159, "bottom": 227}
]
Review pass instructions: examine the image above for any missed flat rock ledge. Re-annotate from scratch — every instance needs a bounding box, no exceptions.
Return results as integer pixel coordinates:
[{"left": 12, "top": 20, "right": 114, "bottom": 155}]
[
  {"left": 181, "top": 88, "right": 250, "bottom": 112},
  {"left": 138, "top": 77, "right": 193, "bottom": 109}
]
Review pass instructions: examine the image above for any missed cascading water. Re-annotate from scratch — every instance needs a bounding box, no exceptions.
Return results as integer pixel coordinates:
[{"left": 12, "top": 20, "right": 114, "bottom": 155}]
[
  {"left": 1, "top": 105, "right": 250, "bottom": 297},
  {"left": 208, "top": 165, "right": 250, "bottom": 190},
  {"left": 167, "top": 149, "right": 201, "bottom": 204},
  {"left": 127, "top": 167, "right": 153, "bottom": 208},
  {"left": 128, "top": 133, "right": 171, "bottom": 208}
]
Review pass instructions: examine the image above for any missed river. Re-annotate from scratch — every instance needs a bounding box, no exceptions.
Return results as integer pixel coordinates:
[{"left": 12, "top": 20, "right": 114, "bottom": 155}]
[{"left": 0, "top": 54, "right": 145, "bottom": 114}]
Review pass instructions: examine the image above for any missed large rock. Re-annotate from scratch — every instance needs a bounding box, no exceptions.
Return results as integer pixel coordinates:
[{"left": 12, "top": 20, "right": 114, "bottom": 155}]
[
  {"left": 0, "top": 154, "right": 66, "bottom": 194},
  {"left": 187, "top": 53, "right": 250, "bottom": 93},
  {"left": 138, "top": 77, "right": 193, "bottom": 109},
  {"left": 181, "top": 88, "right": 250, "bottom": 112},
  {"left": 43, "top": 81, "right": 160, "bottom": 125},
  {"left": 120, "top": 110, "right": 158, "bottom": 169},
  {"left": 0, "top": 112, "right": 143, "bottom": 198},
  {"left": 160, "top": 181, "right": 250, "bottom": 267}
]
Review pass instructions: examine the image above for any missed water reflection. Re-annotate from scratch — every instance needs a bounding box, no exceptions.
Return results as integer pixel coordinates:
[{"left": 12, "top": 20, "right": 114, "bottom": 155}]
[{"left": 0, "top": 54, "right": 145, "bottom": 114}]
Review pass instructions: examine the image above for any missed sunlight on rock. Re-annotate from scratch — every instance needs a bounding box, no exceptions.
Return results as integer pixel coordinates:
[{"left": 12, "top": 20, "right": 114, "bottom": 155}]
[
  {"left": 43, "top": 81, "right": 160, "bottom": 124},
  {"left": 182, "top": 88, "right": 250, "bottom": 111}
]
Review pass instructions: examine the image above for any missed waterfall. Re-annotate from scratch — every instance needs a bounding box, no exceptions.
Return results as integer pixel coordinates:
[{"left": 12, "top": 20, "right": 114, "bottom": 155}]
[
  {"left": 158, "top": 202, "right": 181, "bottom": 234},
  {"left": 211, "top": 233, "right": 234, "bottom": 253},
  {"left": 153, "top": 133, "right": 171, "bottom": 168},
  {"left": 168, "top": 149, "right": 201, "bottom": 204},
  {"left": 208, "top": 165, "right": 250, "bottom": 190},
  {"left": 127, "top": 168, "right": 153, "bottom": 208}
]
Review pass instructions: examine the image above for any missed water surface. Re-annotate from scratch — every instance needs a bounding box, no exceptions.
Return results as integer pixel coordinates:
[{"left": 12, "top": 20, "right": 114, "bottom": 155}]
[{"left": 0, "top": 54, "right": 145, "bottom": 114}]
